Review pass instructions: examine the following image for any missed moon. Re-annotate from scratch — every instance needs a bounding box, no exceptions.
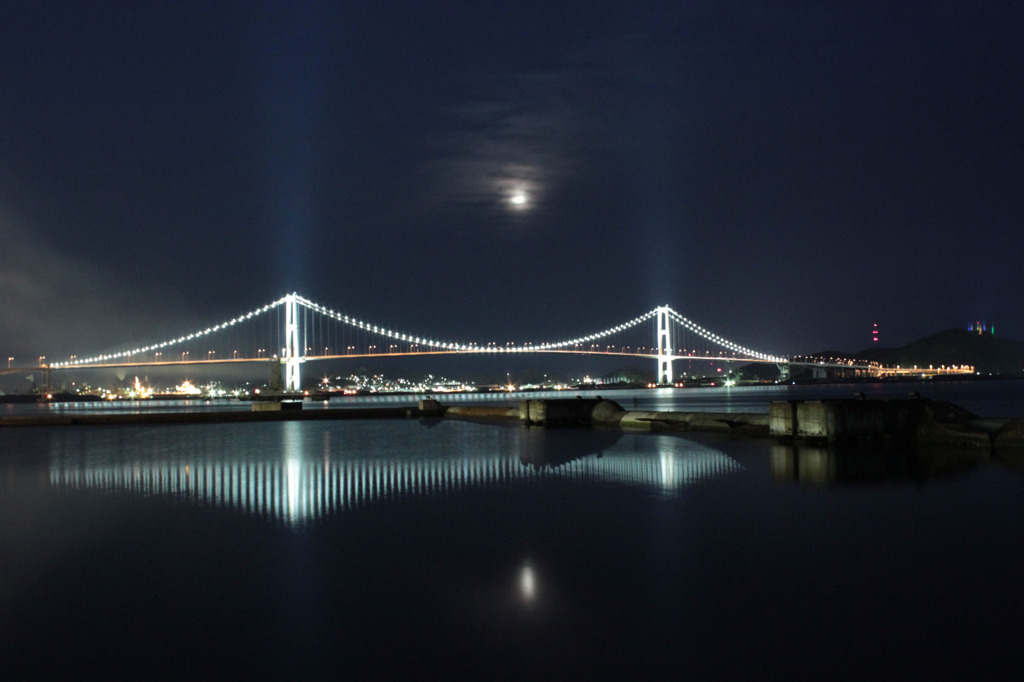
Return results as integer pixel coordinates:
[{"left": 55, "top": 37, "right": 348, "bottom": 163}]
[{"left": 509, "top": 191, "right": 528, "bottom": 208}]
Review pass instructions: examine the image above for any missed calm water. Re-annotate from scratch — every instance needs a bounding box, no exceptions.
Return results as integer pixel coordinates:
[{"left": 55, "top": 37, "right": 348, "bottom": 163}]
[{"left": 2, "top": 382, "right": 1024, "bottom": 679}]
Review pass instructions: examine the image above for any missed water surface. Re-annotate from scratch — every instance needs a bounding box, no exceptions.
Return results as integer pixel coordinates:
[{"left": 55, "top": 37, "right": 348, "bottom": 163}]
[{"left": 2, "top": 387, "right": 1023, "bottom": 678}]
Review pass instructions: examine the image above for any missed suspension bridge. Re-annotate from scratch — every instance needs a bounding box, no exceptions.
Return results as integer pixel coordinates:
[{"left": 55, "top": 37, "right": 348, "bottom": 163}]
[{"left": 3, "top": 293, "right": 972, "bottom": 389}]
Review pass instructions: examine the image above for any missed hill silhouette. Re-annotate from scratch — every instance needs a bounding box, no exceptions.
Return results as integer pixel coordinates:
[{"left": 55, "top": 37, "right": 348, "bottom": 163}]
[{"left": 853, "top": 329, "right": 1024, "bottom": 375}]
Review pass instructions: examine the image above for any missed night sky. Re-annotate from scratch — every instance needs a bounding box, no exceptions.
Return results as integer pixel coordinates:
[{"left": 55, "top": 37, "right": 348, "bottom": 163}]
[{"left": 2, "top": 1, "right": 1023, "bottom": 363}]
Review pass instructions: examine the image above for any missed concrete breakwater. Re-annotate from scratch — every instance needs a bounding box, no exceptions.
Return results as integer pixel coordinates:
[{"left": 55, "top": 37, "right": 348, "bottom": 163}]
[
  {"left": 0, "top": 405, "right": 424, "bottom": 427},
  {"left": 4, "top": 396, "right": 1024, "bottom": 451},
  {"left": 447, "top": 397, "right": 1024, "bottom": 450},
  {"left": 445, "top": 398, "right": 768, "bottom": 435},
  {"left": 767, "top": 397, "right": 1024, "bottom": 449}
]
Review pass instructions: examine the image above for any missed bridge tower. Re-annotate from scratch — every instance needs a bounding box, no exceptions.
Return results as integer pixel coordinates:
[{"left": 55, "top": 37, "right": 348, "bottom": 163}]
[
  {"left": 656, "top": 306, "right": 673, "bottom": 385},
  {"left": 284, "top": 293, "right": 302, "bottom": 392},
  {"left": 777, "top": 363, "right": 790, "bottom": 382}
]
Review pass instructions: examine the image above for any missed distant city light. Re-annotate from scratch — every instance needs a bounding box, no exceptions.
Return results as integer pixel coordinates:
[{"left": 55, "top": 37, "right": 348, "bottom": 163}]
[{"left": 175, "top": 380, "right": 202, "bottom": 395}]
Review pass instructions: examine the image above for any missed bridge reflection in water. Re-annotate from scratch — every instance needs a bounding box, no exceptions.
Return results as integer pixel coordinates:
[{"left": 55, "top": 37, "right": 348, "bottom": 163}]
[{"left": 46, "top": 424, "right": 741, "bottom": 526}]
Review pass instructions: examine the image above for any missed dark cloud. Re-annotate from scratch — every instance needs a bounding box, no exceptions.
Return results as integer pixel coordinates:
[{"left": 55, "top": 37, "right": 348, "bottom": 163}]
[{"left": 0, "top": 202, "right": 189, "bottom": 361}]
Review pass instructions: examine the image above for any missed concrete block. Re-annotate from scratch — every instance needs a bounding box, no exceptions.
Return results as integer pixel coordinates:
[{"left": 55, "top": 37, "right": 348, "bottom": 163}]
[
  {"left": 769, "top": 402, "right": 795, "bottom": 437},
  {"left": 796, "top": 401, "right": 828, "bottom": 439},
  {"left": 418, "top": 399, "right": 442, "bottom": 413}
]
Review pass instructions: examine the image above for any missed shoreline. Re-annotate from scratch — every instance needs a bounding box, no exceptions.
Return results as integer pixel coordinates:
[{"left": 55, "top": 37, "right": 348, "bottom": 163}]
[
  {"left": 0, "top": 405, "right": 418, "bottom": 427},
  {"left": 4, "top": 396, "right": 1024, "bottom": 453}
]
